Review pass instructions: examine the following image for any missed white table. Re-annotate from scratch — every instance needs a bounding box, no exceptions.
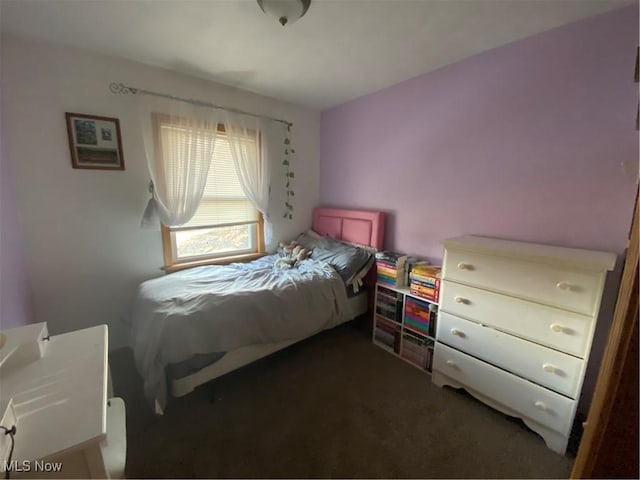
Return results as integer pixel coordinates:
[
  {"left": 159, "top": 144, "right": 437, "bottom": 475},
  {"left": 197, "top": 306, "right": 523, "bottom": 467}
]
[{"left": 0, "top": 324, "right": 126, "bottom": 478}]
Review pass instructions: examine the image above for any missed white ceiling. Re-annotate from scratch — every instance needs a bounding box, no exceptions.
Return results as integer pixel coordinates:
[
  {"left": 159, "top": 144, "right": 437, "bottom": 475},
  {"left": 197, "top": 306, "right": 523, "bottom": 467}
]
[{"left": 0, "top": 0, "right": 632, "bottom": 110}]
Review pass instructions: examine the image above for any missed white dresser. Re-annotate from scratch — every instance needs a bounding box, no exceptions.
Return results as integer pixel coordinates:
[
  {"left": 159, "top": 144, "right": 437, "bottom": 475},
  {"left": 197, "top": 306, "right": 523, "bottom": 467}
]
[{"left": 431, "top": 235, "right": 616, "bottom": 454}]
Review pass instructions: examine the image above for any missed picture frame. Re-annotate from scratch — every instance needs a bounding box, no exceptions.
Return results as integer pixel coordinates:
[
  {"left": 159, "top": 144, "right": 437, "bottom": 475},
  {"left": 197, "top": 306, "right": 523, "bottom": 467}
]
[{"left": 65, "top": 112, "right": 125, "bottom": 170}]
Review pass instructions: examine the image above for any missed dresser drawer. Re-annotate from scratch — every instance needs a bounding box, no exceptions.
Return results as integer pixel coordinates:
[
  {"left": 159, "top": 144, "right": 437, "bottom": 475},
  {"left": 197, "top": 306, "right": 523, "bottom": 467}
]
[
  {"left": 437, "top": 312, "right": 584, "bottom": 398},
  {"left": 433, "top": 343, "right": 574, "bottom": 435},
  {"left": 443, "top": 249, "right": 603, "bottom": 315},
  {"left": 440, "top": 281, "right": 593, "bottom": 357}
]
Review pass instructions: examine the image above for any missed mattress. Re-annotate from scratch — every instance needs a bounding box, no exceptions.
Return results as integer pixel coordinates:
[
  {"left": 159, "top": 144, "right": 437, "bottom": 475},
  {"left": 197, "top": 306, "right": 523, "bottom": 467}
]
[{"left": 166, "top": 288, "right": 369, "bottom": 381}]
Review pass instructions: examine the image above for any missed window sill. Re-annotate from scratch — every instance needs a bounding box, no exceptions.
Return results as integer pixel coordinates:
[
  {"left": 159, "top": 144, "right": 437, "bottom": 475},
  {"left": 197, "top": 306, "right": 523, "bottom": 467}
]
[{"left": 163, "top": 252, "right": 267, "bottom": 274}]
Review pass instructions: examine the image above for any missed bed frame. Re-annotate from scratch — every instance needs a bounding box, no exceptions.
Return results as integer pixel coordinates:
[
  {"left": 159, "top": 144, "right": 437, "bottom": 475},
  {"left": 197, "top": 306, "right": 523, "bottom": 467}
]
[{"left": 169, "top": 207, "right": 385, "bottom": 400}]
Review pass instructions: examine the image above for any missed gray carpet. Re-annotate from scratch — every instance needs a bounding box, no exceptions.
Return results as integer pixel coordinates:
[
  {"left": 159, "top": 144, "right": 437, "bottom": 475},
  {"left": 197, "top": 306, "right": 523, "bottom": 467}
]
[{"left": 110, "top": 321, "right": 573, "bottom": 478}]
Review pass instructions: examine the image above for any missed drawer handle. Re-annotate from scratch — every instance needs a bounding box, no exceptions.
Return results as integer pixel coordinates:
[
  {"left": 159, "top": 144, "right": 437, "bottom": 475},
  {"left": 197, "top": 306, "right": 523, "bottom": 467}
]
[
  {"left": 534, "top": 401, "right": 547, "bottom": 411},
  {"left": 455, "top": 296, "right": 469, "bottom": 304},
  {"left": 445, "top": 360, "right": 457, "bottom": 367},
  {"left": 556, "top": 281, "right": 571, "bottom": 291},
  {"left": 451, "top": 328, "right": 464, "bottom": 337},
  {"left": 549, "top": 323, "right": 565, "bottom": 333},
  {"left": 457, "top": 262, "right": 473, "bottom": 270},
  {"left": 542, "top": 363, "right": 557, "bottom": 374}
]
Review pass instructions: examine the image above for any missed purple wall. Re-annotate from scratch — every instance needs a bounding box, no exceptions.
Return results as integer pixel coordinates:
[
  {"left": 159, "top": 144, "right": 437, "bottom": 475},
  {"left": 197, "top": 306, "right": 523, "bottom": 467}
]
[
  {"left": 321, "top": 6, "right": 637, "bottom": 261},
  {"left": 0, "top": 129, "right": 32, "bottom": 329},
  {"left": 320, "top": 6, "right": 638, "bottom": 413}
]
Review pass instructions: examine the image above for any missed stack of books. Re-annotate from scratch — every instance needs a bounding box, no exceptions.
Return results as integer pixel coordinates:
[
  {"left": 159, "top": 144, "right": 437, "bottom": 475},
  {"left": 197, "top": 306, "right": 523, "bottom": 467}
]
[
  {"left": 375, "top": 286, "right": 403, "bottom": 323},
  {"left": 374, "top": 317, "right": 400, "bottom": 352},
  {"left": 401, "top": 332, "right": 433, "bottom": 369},
  {"left": 404, "top": 297, "right": 432, "bottom": 335},
  {"left": 409, "top": 265, "right": 442, "bottom": 302},
  {"left": 375, "top": 251, "right": 408, "bottom": 287},
  {"left": 404, "top": 258, "right": 429, "bottom": 286}
]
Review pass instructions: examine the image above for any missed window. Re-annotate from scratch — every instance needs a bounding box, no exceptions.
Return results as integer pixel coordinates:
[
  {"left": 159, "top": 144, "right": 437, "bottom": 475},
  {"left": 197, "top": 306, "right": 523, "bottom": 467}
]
[{"left": 159, "top": 120, "right": 264, "bottom": 270}]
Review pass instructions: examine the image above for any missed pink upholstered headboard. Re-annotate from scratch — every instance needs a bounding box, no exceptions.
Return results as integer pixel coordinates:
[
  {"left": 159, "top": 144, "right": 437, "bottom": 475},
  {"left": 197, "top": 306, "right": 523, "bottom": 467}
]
[{"left": 312, "top": 208, "right": 385, "bottom": 250}]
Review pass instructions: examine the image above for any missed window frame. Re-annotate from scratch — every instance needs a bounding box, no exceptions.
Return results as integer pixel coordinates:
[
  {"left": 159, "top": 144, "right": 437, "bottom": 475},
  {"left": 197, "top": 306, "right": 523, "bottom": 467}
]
[
  {"left": 161, "top": 215, "right": 265, "bottom": 273},
  {"left": 155, "top": 118, "right": 266, "bottom": 273}
]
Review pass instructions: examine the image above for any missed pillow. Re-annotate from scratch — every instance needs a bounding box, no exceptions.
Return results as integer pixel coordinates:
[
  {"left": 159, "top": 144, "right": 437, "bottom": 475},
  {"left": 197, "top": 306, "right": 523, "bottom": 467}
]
[
  {"left": 342, "top": 240, "right": 378, "bottom": 254},
  {"left": 306, "top": 229, "right": 322, "bottom": 239},
  {"left": 312, "top": 235, "right": 372, "bottom": 284},
  {"left": 295, "top": 229, "right": 322, "bottom": 250}
]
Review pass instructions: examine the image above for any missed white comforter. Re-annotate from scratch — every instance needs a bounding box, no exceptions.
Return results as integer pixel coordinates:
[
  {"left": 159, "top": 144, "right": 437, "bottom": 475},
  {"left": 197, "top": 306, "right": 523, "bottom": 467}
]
[{"left": 130, "top": 255, "right": 351, "bottom": 411}]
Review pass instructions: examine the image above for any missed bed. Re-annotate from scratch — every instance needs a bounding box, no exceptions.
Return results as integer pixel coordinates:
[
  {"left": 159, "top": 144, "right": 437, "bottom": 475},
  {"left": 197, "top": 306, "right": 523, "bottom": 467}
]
[{"left": 130, "top": 208, "right": 385, "bottom": 413}]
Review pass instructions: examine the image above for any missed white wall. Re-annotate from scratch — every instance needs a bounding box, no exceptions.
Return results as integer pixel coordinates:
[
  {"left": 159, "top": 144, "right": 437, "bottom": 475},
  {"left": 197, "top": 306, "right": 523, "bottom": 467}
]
[
  {"left": 0, "top": 35, "right": 320, "bottom": 349},
  {"left": 0, "top": 98, "right": 33, "bottom": 329}
]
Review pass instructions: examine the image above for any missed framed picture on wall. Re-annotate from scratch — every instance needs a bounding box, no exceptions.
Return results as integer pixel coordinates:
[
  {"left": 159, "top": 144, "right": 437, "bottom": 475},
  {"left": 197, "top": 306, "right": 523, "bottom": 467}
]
[{"left": 65, "top": 112, "right": 125, "bottom": 170}]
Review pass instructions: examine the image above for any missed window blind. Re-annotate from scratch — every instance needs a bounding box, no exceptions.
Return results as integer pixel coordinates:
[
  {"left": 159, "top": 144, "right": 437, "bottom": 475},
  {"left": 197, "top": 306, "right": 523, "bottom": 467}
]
[{"left": 159, "top": 123, "right": 258, "bottom": 229}]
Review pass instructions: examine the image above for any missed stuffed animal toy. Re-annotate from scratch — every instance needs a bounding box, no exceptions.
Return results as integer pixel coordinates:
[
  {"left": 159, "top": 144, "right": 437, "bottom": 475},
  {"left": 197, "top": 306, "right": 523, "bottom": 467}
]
[{"left": 275, "top": 242, "right": 312, "bottom": 269}]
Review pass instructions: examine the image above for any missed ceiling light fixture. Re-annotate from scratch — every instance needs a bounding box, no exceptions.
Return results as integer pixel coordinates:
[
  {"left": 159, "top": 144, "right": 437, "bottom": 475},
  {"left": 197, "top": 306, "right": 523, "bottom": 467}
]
[{"left": 257, "top": 0, "right": 311, "bottom": 26}]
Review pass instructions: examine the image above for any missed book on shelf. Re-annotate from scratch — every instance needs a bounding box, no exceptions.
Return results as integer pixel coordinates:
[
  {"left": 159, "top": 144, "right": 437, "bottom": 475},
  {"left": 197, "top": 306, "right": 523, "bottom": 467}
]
[
  {"left": 376, "top": 259, "right": 401, "bottom": 270},
  {"left": 404, "top": 307, "right": 430, "bottom": 320},
  {"left": 375, "top": 304, "right": 395, "bottom": 318},
  {"left": 401, "top": 350, "right": 427, "bottom": 368},
  {"left": 375, "top": 328, "right": 394, "bottom": 341},
  {"left": 377, "top": 274, "right": 397, "bottom": 285},
  {"left": 375, "top": 303, "right": 403, "bottom": 322},
  {"left": 402, "top": 338, "right": 426, "bottom": 352},
  {"left": 404, "top": 317, "right": 430, "bottom": 333},
  {"left": 405, "top": 298, "right": 429, "bottom": 308},
  {"left": 409, "top": 287, "right": 438, "bottom": 300},
  {"left": 376, "top": 314, "right": 400, "bottom": 327},
  {"left": 405, "top": 319, "right": 430, "bottom": 331},
  {"left": 406, "top": 313, "right": 430, "bottom": 323},
  {"left": 409, "top": 284, "right": 438, "bottom": 296},
  {"left": 376, "top": 296, "right": 400, "bottom": 310},
  {"left": 377, "top": 265, "right": 400, "bottom": 277},
  {"left": 405, "top": 309, "right": 430, "bottom": 321},
  {"left": 405, "top": 258, "right": 429, "bottom": 284},
  {"left": 402, "top": 339, "right": 427, "bottom": 354},
  {"left": 411, "top": 264, "right": 441, "bottom": 277},
  {"left": 428, "top": 305, "right": 438, "bottom": 337},
  {"left": 403, "top": 330, "right": 429, "bottom": 346},
  {"left": 377, "top": 272, "right": 406, "bottom": 288},
  {"left": 375, "top": 251, "right": 408, "bottom": 266},
  {"left": 375, "top": 327, "right": 394, "bottom": 338},
  {"left": 405, "top": 297, "right": 431, "bottom": 314},
  {"left": 409, "top": 267, "right": 441, "bottom": 302},
  {"left": 402, "top": 349, "right": 426, "bottom": 361},
  {"left": 376, "top": 292, "right": 398, "bottom": 304},
  {"left": 375, "top": 323, "right": 397, "bottom": 337},
  {"left": 374, "top": 337, "right": 394, "bottom": 350},
  {"left": 409, "top": 274, "right": 438, "bottom": 287},
  {"left": 375, "top": 252, "right": 410, "bottom": 288},
  {"left": 425, "top": 347, "right": 434, "bottom": 372},
  {"left": 409, "top": 287, "right": 440, "bottom": 303},
  {"left": 377, "top": 269, "right": 396, "bottom": 278},
  {"left": 377, "top": 284, "right": 399, "bottom": 297},
  {"left": 405, "top": 321, "right": 429, "bottom": 333},
  {"left": 402, "top": 257, "right": 421, "bottom": 285},
  {"left": 401, "top": 345, "right": 424, "bottom": 357}
]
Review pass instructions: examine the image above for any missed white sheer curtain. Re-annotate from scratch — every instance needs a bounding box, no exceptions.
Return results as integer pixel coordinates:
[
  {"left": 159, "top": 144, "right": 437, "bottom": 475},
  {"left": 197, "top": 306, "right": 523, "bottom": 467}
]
[
  {"left": 139, "top": 96, "right": 221, "bottom": 227},
  {"left": 223, "top": 112, "right": 273, "bottom": 245}
]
